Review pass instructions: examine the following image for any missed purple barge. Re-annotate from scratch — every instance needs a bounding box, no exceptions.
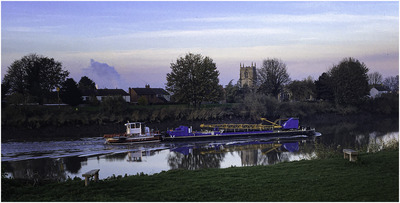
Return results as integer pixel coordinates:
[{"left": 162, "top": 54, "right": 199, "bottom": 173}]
[{"left": 163, "top": 118, "right": 319, "bottom": 141}]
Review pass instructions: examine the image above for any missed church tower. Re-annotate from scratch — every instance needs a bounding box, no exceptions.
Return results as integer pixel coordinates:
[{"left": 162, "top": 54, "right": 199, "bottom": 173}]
[{"left": 239, "top": 62, "right": 257, "bottom": 88}]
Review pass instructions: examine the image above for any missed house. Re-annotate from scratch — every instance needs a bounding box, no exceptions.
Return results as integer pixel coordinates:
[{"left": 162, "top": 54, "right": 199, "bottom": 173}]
[
  {"left": 129, "top": 85, "right": 170, "bottom": 104},
  {"left": 81, "top": 89, "right": 130, "bottom": 102},
  {"left": 370, "top": 85, "right": 388, "bottom": 98}
]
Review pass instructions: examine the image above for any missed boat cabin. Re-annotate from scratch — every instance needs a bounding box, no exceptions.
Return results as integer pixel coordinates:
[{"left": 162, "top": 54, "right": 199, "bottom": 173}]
[
  {"left": 125, "top": 122, "right": 142, "bottom": 136},
  {"left": 125, "top": 122, "right": 151, "bottom": 136},
  {"left": 281, "top": 118, "right": 299, "bottom": 130}
]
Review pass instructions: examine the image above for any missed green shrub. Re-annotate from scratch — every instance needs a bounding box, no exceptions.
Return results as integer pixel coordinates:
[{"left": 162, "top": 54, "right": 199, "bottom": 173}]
[
  {"left": 100, "top": 96, "right": 128, "bottom": 115},
  {"left": 138, "top": 96, "right": 148, "bottom": 106},
  {"left": 241, "top": 93, "right": 279, "bottom": 120}
]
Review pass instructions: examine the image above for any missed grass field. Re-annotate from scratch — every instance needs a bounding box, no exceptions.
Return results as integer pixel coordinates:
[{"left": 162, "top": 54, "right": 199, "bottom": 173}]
[{"left": 2, "top": 149, "right": 398, "bottom": 201}]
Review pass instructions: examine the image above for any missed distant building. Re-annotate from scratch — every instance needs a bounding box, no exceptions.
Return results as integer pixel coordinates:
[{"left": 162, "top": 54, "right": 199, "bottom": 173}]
[
  {"left": 278, "top": 88, "right": 292, "bottom": 102},
  {"left": 370, "top": 85, "right": 388, "bottom": 98},
  {"left": 239, "top": 63, "right": 257, "bottom": 88},
  {"left": 129, "top": 85, "right": 170, "bottom": 104},
  {"left": 81, "top": 89, "right": 130, "bottom": 102}
]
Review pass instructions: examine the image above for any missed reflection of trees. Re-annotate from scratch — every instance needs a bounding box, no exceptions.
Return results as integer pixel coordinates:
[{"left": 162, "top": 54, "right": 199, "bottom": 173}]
[
  {"left": 63, "top": 156, "right": 87, "bottom": 174},
  {"left": 238, "top": 148, "right": 292, "bottom": 166},
  {"left": 240, "top": 149, "right": 258, "bottom": 166},
  {"left": 258, "top": 149, "right": 284, "bottom": 165},
  {"left": 245, "top": 142, "right": 313, "bottom": 166},
  {"left": 5, "top": 158, "right": 67, "bottom": 181},
  {"left": 104, "top": 153, "right": 127, "bottom": 161},
  {"left": 314, "top": 117, "right": 399, "bottom": 148},
  {"left": 168, "top": 149, "right": 225, "bottom": 170},
  {"left": 167, "top": 140, "right": 318, "bottom": 170},
  {"left": 265, "top": 149, "right": 281, "bottom": 165},
  {"left": 104, "top": 150, "right": 161, "bottom": 163}
]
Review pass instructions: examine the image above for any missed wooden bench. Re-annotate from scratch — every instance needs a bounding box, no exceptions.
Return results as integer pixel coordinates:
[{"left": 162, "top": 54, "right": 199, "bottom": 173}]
[
  {"left": 82, "top": 169, "right": 100, "bottom": 186},
  {"left": 343, "top": 149, "right": 358, "bottom": 162}
]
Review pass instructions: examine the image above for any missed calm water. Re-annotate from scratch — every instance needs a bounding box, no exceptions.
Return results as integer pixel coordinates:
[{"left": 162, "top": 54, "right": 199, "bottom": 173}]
[{"left": 2, "top": 117, "right": 398, "bottom": 181}]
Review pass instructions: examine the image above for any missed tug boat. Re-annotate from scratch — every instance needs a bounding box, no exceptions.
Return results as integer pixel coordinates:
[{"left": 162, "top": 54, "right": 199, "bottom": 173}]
[
  {"left": 163, "top": 117, "right": 319, "bottom": 141},
  {"left": 104, "top": 122, "right": 161, "bottom": 144}
]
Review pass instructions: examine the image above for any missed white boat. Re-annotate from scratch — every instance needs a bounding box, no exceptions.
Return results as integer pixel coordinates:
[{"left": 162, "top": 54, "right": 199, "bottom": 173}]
[{"left": 103, "top": 122, "right": 161, "bottom": 144}]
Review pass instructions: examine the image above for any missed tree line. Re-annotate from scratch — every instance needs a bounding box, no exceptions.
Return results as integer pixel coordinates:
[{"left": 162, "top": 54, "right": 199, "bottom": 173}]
[
  {"left": 2, "top": 53, "right": 399, "bottom": 109},
  {"left": 225, "top": 57, "right": 398, "bottom": 107},
  {"left": 1, "top": 54, "right": 119, "bottom": 106},
  {"left": 1, "top": 53, "right": 398, "bottom": 131}
]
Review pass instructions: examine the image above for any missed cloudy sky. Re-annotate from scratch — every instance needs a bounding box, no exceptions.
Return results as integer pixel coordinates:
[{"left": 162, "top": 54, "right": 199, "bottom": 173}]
[{"left": 2, "top": 1, "right": 399, "bottom": 90}]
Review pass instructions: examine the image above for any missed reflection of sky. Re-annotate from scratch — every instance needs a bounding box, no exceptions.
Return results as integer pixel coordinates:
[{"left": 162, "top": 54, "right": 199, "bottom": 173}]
[
  {"left": 220, "top": 151, "right": 315, "bottom": 168},
  {"left": 66, "top": 150, "right": 171, "bottom": 179},
  {"left": 3, "top": 131, "right": 399, "bottom": 180},
  {"left": 64, "top": 147, "right": 318, "bottom": 179},
  {"left": 367, "top": 132, "right": 399, "bottom": 152},
  {"left": 356, "top": 131, "right": 399, "bottom": 150},
  {"left": 220, "top": 152, "right": 242, "bottom": 168},
  {"left": 285, "top": 152, "right": 317, "bottom": 162},
  {"left": 375, "top": 132, "right": 399, "bottom": 143}
]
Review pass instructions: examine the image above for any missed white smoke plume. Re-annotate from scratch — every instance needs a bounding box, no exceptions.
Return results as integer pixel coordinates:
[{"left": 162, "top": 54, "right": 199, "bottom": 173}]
[{"left": 82, "top": 59, "right": 122, "bottom": 89}]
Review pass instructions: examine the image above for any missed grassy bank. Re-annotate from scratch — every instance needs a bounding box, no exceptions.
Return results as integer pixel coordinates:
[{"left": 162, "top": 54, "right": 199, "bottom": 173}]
[
  {"left": 2, "top": 149, "right": 398, "bottom": 201},
  {"left": 2, "top": 100, "right": 398, "bottom": 129}
]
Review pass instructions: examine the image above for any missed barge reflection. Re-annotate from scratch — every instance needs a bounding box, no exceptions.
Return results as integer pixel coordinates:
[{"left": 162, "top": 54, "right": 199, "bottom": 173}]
[
  {"left": 2, "top": 131, "right": 398, "bottom": 181},
  {"left": 168, "top": 139, "right": 311, "bottom": 169}
]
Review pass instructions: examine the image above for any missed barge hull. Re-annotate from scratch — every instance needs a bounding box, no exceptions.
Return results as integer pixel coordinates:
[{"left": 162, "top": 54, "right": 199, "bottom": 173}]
[
  {"left": 105, "top": 136, "right": 161, "bottom": 144},
  {"left": 163, "top": 129, "right": 317, "bottom": 141}
]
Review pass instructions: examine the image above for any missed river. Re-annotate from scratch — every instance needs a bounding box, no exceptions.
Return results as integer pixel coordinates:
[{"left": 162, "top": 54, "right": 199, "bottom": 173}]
[{"left": 1, "top": 116, "right": 398, "bottom": 181}]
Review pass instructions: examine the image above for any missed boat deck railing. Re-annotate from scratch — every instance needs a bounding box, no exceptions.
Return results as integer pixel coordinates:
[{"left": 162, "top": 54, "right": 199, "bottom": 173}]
[{"left": 200, "top": 123, "right": 280, "bottom": 131}]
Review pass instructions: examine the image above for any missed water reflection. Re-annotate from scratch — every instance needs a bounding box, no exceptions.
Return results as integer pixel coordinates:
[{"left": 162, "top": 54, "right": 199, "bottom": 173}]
[
  {"left": 63, "top": 156, "right": 88, "bottom": 174},
  {"left": 167, "top": 140, "right": 310, "bottom": 170},
  {"left": 4, "top": 158, "right": 69, "bottom": 181},
  {"left": 127, "top": 151, "right": 143, "bottom": 162},
  {"left": 358, "top": 131, "right": 399, "bottom": 152},
  {"left": 2, "top": 125, "right": 398, "bottom": 181},
  {"left": 312, "top": 116, "right": 399, "bottom": 148}
]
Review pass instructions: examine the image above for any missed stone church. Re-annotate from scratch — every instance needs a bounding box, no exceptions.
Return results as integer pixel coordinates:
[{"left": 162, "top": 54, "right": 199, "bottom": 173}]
[{"left": 239, "top": 63, "right": 257, "bottom": 88}]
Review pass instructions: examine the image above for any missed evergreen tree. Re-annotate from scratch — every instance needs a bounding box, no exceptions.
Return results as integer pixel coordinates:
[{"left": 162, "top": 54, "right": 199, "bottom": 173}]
[
  {"left": 78, "top": 76, "right": 96, "bottom": 92},
  {"left": 315, "top": 72, "right": 335, "bottom": 102},
  {"left": 330, "top": 57, "right": 369, "bottom": 106},
  {"left": 60, "top": 78, "right": 82, "bottom": 106},
  {"left": 224, "top": 80, "right": 239, "bottom": 103}
]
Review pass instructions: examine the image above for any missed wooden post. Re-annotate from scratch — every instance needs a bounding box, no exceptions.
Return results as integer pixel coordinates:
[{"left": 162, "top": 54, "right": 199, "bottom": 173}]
[
  {"left": 84, "top": 177, "right": 89, "bottom": 186},
  {"left": 94, "top": 172, "right": 99, "bottom": 182}
]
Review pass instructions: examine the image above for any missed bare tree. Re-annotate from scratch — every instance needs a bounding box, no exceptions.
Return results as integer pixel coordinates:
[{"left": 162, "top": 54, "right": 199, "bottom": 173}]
[
  {"left": 383, "top": 75, "right": 399, "bottom": 92},
  {"left": 257, "top": 58, "right": 291, "bottom": 98},
  {"left": 368, "top": 71, "right": 383, "bottom": 85}
]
